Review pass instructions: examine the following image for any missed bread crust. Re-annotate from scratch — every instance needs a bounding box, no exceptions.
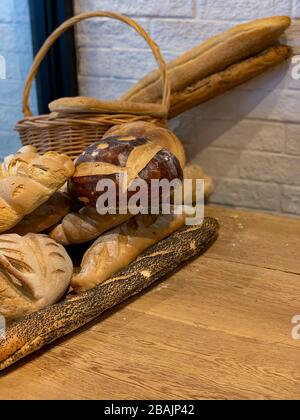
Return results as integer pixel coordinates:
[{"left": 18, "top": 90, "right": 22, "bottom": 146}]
[
  {"left": 169, "top": 45, "right": 292, "bottom": 118},
  {"left": 8, "top": 192, "right": 71, "bottom": 235},
  {"left": 72, "top": 212, "right": 187, "bottom": 293},
  {"left": 0, "top": 233, "right": 73, "bottom": 320},
  {"left": 104, "top": 122, "right": 186, "bottom": 169},
  {"left": 121, "top": 16, "right": 291, "bottom": 104},
  {"left": 0, "top": 148, "right": 74, "bottom": 233},
  {"left": 49, "top": 209, "right": 132, "bottom": 246}
]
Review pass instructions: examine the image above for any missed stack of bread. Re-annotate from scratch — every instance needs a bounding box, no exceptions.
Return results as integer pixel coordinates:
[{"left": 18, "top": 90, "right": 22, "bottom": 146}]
[
  {"left": 0, "top": 15, "right": 294, "bottom": 370},
  {"left": 0, "top": 123, "right": 212, "bottom": 321},
  {"left": 0, "top": 15, "right": 293, "bottom": 323}
]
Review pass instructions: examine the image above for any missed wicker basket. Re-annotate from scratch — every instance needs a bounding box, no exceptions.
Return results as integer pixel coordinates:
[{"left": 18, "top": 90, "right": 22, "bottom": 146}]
[{"left": 15, "top": 11, "right": 171, "bottom": 160}]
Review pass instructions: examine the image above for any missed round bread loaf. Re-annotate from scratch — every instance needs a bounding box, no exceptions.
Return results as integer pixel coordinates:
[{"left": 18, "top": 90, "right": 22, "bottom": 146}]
[
  {"left": 104, "top": 122, "right": 186, "bottom": 169},
  {"left": 69, "top": 136, "right": 183, "bottom": 210}
]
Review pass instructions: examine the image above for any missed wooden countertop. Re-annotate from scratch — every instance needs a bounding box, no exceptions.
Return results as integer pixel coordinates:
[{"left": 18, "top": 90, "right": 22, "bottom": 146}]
[{"left": 0, "top": 206, "right": 300, "bottom": 400}]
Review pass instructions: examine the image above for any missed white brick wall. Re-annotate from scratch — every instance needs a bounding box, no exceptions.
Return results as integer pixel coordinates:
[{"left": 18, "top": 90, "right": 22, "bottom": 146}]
[
  {"left": 0, "top": 0, "right": 37, "bottom": 157},
  {"left": 75, "top": 0, "right": 300, "bottom": 216}
]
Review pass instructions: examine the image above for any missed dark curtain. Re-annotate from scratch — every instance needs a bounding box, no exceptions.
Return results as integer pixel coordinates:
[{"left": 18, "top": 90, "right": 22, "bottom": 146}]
[{"left": 29, "top": 0, "right": 78, "bottom": 114}]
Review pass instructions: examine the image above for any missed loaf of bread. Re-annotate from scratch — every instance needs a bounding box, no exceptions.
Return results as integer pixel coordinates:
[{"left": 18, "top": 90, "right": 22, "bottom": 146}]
[
  {"left": 0, "top": 233, "right": 73, "bottom": 320},
  {"left": 0, "top": 146, "right": 38, "bottom": 178},
  {"left": 69, "top": 136, "right": 183, "bottom": 209},
  {"left": 8, "top": 192, "right": 71, "bottom": 235},
  {"left": 183, "top": 164, "right": 214, "bottom": 202},
  {"left": 0, "top": 218, "right": 219, "bottom": 371},
  {"left": 0, "top": 149, "right": 75, "bottom": 232},
  {"left": 72, "top": 212, "right": 187, "bottom": 293},
  {"left": 104, "top": 122, "right": 186, "bottom": 169},
  {"left": 50, "top": 163, "right": 212, "bottom": 246},
  {"left": 121, "top": 16, "right": 291, "bottom": 104},
  {"left": 169, "top": 45, "right": 292, "bottom": 118},
  {"left": 49, "top": 208, "right": 132, "bottom": 246},
  {"left": 49, "top": 96, "right": 168, "bottom": 119}
]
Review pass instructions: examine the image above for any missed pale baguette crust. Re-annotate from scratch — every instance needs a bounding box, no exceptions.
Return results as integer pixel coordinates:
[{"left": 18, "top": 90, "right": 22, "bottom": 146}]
[
  {"left": 49, "top": 97, "right": 168, "bottom": 119},
  {"left": 49, "top": 208, "right": 132, "bottom": 246},
  {"left": 8, "top": 192, "right": 71, "bottom": 235},
  {"left": 169, "top": 45, "right": 292, "bottom": 118},
  {"left": 121, "top": 16, "right": 291, "bottom": 104},
  {"left": 72, "top": 213, "right": 186, "bottom": 293}
]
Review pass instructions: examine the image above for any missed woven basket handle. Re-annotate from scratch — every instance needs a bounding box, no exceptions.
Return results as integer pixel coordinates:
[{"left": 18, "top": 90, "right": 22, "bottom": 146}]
[{"left": 23, "top": 11, "right": 171, "bottom": 117}]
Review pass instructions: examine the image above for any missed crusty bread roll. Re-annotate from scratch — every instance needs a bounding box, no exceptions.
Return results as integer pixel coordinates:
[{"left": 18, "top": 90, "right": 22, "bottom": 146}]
[
  {"left": 8, "top": 192, "right": 71, "bottom": 235},
  {"left": 121, "top": 16, "right": 291, "bottom": 104},
  {"left": 183, "top": 164, "right": 214, "bottom": 202},
  {"left": 72, "top": 212, "right": 187, "bottom": 293},
  {"left": 0, "top": 146, "right": 38, "bottom": 178},
  {"left": 0, "top": 148, "right": 75, "bottom": 233},
  {"left": 0, "top": 233, "right": 73, "bottom": 320},
  {"left": 50, "top": 208, "right": 132, "bottom": 246},
  {"left": 104, "top": 122, "right": 186, "bottom": 169}
]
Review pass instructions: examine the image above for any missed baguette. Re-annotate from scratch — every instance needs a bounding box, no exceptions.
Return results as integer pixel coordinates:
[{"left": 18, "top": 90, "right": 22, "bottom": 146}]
[
  {"left": 121, "top": 16, "right": 291, "bottom": 104},
  {"left": 7, "top": 192, "right": 71, "bottom": 235},
  {"left": 72, "top": 212, "right": 188, "bottom": 293},
  {"left": 169, "top": 45, "right": 292, "bottom": 118},
  {"left": 49, "top": 208, "right": 132, "bottom": 246},
  {"left": 49, "top": 97, "right": 168, "bottom": 119},
  {"left": 0, "top": 150, "right": 74, "bottom": 232},
  {"left": 0, "top": 217, "right": 219, "bottom": 371}
]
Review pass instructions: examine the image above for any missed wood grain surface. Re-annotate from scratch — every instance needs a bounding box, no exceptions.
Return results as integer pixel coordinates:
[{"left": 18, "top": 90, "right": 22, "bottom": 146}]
[{"left": 0, "top": 206, "right": 299, "bottom": 400}]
